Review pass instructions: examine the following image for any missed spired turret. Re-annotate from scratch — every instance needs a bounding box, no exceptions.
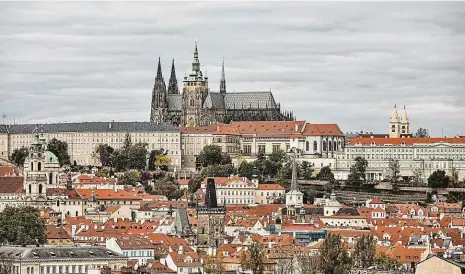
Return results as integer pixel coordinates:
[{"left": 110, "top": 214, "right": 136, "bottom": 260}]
[
  {"left": 220, "top": 58, "right": 226, "bottom": 95},
  {"left": 167, "top": 59, "right": 179, "bottom": 94},
  {"left": 150, "top": 57, "right": 168, "bottom": 122}
]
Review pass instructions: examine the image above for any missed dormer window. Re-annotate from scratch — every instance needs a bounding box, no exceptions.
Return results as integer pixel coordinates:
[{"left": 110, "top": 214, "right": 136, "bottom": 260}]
[
  {"left": 401, "top": 141, "right": 406, "bottom": 145},
  {"left": 49, "top": 252, "right": 56, "bottom": 257},
  {"left": 371, "top": 141, "right": 376, "bottom": 146}
]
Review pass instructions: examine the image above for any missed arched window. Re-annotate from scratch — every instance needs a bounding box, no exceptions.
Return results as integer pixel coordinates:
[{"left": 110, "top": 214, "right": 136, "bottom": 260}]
[
  {"left": 190, "top": 97, "right": 195, "bottom": 107},
  {"left": 37, "top": 162, "right": 42, "bottom": 171},
  {"left": 338, "top": 140, "right": 341, "bottom": 150},
  {"left": 75, "top": 211, "right": 78, "bottom": 217},
  {"left": 29, "top": 184, "right": 32, "bottom": 194},
  {"left": 313, "top": 141, "right": 317, "bottom": 151},
  {"left": 328, "top": 141, "right": 332, "bottom": 151},
  {"left": 323, "top": 141, "right": 327, "bottom": 151},
  {"left": 38, "top": 184, "right": 43, "bottom": 194},
  {"left": 56, "top": 200, "right": 60, "bottom": 207},
  {"left": 334, "top": 141, "right": 337, "bottom": 151},
  {"left": 305, "top": 141, "right": 309, "bottom": 151},
  {"left": 30, "top": 162, "right": 34, "bottom": 171}
]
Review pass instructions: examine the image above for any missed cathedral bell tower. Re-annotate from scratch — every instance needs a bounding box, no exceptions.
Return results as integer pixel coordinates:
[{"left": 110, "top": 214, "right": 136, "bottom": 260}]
[
  {"left": 182, "top": 42, "right": 209, "bottom": 127},
  {"left": 150, "top": 58, "right": 168, "bottom": 123}
]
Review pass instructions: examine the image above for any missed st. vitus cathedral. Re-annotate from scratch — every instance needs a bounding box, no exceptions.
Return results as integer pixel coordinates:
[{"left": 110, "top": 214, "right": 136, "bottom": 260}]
[{"left": 150, "top": 43, "right": 294, "bottom": 126}]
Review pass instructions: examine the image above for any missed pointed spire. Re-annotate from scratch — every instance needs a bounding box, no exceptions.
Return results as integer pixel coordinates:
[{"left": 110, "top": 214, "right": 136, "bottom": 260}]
[
  {"left": 156, "top": 57, "right": 163, "bottom": 80},
  {"left": 390, "top": 104, "right": 399, "bottom": 122},
  {"left": 220, "top": 58, "right": 226, "bottom": 95},
  {"left": 401, "top": 105, "right": 409, "bottom": 122},
  {"left": 167, "top": 59, "right": 179, "bottom": 94},
  {"left": 191, "top": 41, "right": 201, "bottom": 76},
  {"left": 290, "top": 149, "right": 298, "bottom": 191}
]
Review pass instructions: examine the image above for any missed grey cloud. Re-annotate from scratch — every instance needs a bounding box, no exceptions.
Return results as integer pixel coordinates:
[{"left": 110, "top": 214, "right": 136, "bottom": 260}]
[{"left": 0, "top": 2, "right": 464, "bottom": 137}]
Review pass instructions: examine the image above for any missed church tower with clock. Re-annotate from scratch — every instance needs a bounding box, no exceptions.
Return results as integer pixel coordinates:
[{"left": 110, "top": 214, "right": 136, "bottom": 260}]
[{"left": 182, "top": 42, "right": 209, "bottom": 127}]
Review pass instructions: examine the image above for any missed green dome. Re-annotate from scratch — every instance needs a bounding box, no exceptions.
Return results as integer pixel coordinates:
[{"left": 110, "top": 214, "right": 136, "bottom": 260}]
[{"left": 44, "top": 151, "right": 59, "bottom": 164}]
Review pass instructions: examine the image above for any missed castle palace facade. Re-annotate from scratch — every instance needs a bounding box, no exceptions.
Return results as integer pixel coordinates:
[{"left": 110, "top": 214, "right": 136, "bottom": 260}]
[{"left": 150, "top": 43, "right": 294, "bottom": 126}]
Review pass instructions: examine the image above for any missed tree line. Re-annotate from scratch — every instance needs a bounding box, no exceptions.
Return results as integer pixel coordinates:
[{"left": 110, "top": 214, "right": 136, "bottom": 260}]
[
  {"left": 233, "top": 234, "right": 399, "bottom": 274},
  {"left": 188, "top": 145, "right": 336, "bottom": 194}
]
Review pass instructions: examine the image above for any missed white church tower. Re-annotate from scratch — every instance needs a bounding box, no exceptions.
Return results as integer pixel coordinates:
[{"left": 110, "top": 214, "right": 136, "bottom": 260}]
[
  {"left": 389, "top": 105, "right": 410, "bottom": 138},
  {"left": 23, "top": 131, "right": 60, "bottom": 201},
  {"left": 285, "top": 148, "right": 303, "bottom": 216}
]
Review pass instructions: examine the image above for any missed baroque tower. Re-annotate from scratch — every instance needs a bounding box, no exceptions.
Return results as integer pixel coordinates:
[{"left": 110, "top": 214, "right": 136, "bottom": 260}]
[
  {"left": 400, "top": 105, "right": 410, "bottom": 135},
  {"left": 182, "top": 42, "right": 209, "bottom": 127},
  {"left": 150, "top": 58, "right": 167, "bottom": 123},
  {"left": 220, "top": 58, "right": 226, "bottom": 95},
  {"left": 167, "top": 59, "right": 179, "bottom": 94},
  {"left": 389, "top": 104, "right": 400, "bottom": 138}
]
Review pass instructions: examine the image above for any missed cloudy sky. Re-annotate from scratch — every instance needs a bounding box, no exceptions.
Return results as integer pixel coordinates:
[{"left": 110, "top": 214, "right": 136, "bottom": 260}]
[{"left": 0, "top": 2, "right": 464, "bottom": 136}]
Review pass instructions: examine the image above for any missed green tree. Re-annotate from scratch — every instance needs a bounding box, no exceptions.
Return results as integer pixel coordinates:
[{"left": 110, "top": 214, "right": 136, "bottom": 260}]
[
  {"left": 94, "top": 144, "right": 114, "bottom": 167},
  {"left": 450, "top": 167, "right": 460, "bottom": 187},
  {"left": 428, "top": 170, "right": 450, "bottom": 188},
  {"left": 118, "top": 170, "right": 140, "bottom": 186},
  {"left": 188, "top": 175, "right": 203, "bottom": 193},
  {"left": 276, "top": 166, "right": 286, "bottom": 187},
  {"left": 387, "top": 159, "right": 401, "bottom": 192},
  {"left": 47, "top": 138, "right": 70, "bottom": 166},
  {"left": 354, "top": 235, "right": 376, "bottom": 268},
  {"left": 148, "top": 149, "right": 164, "bottom": 170},
  {"left": 123, "top": 132, "right": 132, "bottom": 151},
  {"left": 155, "top": 154, "right": 171, "bottom": 171},
  {"left": 412, "top": 167, "right": 423, "bottom": 186},
  {"left": 0, "top": 206, "right": 46, "bottom": 246},
  {"left": 201, "top": 164, "right": 236, "bottom": 178},
  {"left": 128, "top": 143, "right": 148, "bottom": 170},
  {"left": 347, "top": 156, "right": 368, "bottom": 187},
  {"left": 320, "top": 234, "right": 352, "bottom": 274},
  {"left": 96, "top": 168, "right": 109, "bottom": 178},
  {"left": 111, "top": 150, "right": 127, "bottom": 172},
  {"left": 198, "top": 145, "right": 231, "bottom": 167},
  {"left": 240, "top": 241, "right": 265, "bottom": 274},
  {"left": 149, "top": 176, "right": 184, "bottom": 200},
  {"left": 299, "top": 161, "right": 314, "bottom": 180},
  {"left": 238, "top": 161, "right": 254, "bottom": 179},
  {"left": 374, "top": 253, "right": 399, "bottom": 270},
  {"left": 414, "top": 128, "right": 430, "bottom": 138},
  {"left": 10, "top": 147, "right": 29, "bottom": 166},
  {"left": 316, "top": 166, "right": 335, "bottom": 182}
]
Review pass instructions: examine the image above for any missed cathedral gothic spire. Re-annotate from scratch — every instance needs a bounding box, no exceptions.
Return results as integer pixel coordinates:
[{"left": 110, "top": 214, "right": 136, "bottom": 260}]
[
  {"left": 150, "top": 57, "right": 167, "bottom": 122},
  {"left": 167, "top": 59, "right": 179, "bottom": 94},
  {"left": 220, "top": 58, "right": 226, "bottom": 95}
]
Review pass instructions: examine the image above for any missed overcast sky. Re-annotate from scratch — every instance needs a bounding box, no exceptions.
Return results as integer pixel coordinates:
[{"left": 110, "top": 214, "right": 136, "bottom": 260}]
[{"left": 0, "top": 2, "right": 464, "bottom": 136}]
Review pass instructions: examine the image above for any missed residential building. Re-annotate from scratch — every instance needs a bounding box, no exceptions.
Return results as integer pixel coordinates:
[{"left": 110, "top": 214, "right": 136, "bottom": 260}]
[
  {"left": 106, "top": 237, "right": 155, "bottom": 265},
  {"left": 0, "top": 122, "right": 181, "bottom": 168},
  {"left": 335, "top": 137, "right": 465, "bottom": 182},
  {"left": 180, "top": 124, "right": 240, "bottom": 170},
  {"left": 255, "top": 184, "right": 285, "bottom": 205},
  {"left": 200, "top": 176, "right": 257, "bottom": 205},
  {"left": 0, "top": 245, "right": 127, "bottom": 274}
]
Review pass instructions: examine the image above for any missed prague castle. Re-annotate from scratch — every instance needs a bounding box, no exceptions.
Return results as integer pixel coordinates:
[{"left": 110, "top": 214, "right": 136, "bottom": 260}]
[{"left": 150, "top": 42, "right": 293, "bottom": 126}]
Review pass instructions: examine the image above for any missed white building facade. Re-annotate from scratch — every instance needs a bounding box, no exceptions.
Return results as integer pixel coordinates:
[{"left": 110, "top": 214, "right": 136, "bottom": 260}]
[{"left": 334, "top": 137, "right": 465, "bottom": 182}]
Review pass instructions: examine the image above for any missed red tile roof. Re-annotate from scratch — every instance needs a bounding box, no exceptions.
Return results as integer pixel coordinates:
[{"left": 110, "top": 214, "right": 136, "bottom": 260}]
[
  {"left": 0, "top": 176, "right": 23, "bottom": 194},
  {"left": 76, "top": 189, "right": 142, "bottom": 200},
  {"left": 350, "top": 137, "right": 465, "bottom": 146},
  {"left": 257, "top": 184, "right": 285, "bottom": 190}
]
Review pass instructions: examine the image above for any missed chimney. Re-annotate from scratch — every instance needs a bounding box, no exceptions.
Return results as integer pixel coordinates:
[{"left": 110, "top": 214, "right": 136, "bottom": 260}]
[
  {"left": 295, "top": 124, "right": 298, "bottom": 132},
  {"left": 114, "top": 217, "right": 117, "bottom": 223},
  {"left": 94, "top": 224, "right": 97, "bottom": 230},
  {"left": 375, "top": 226, "right": 378, "bottom": 231},
  {"left": 178, "top": 245, "right": 183, "bottom": 254}
]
